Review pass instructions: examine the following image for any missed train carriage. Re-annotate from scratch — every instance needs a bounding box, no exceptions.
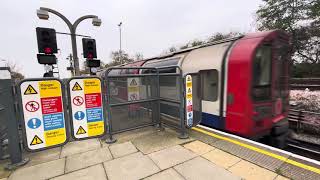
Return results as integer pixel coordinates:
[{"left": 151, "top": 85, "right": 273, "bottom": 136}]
[{"left": 102, "top": 30, "right": 290, "bottom": 147}]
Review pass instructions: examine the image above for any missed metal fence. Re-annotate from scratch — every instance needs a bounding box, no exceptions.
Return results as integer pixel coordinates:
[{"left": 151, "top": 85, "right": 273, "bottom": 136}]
[
  {"left": 0, "top": 66, "right": 190, "bottom": 167},
  {"left": 288, "top": 109, "right": 320, "bottom": 134},
  {"left": 103, "top": 66, "right": 188, "bottom": 142}
]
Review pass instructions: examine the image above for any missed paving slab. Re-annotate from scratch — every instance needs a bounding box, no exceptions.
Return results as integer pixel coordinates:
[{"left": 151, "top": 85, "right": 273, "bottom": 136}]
[
  {"left": 113, "top": 127, "right": 157, "bottom": 143},
  {"left": 65, "top": 147, "right": 113, "bottom": 173},
  {"left": 174, "top": 157, "right": 241, "bottom": 180},
  {"left": 228, "top": 160, "right": 278, "bottom": 180},
  {"left": 52, "top": 164, "right": 107, "bottom": 180},
  {"left": 144, "top": 168, "right": 184, "bottom": 180},
  {"left": 8, "top": 158, "right": 65, "bottom": 180},
  {"left": 202, "top": 149, "right": 241, "bottom": 169},
  {"left": 60, "top": 139, "right": 101, "bottom": 157},
  {"left": 25, "top": 147, "right": 61, "bottom": 167},
  {"left": 132, "top": 130, "right": 193, "bottom": 154},
  {"left": 104, "top": 152, "right": 160, "bottom": 180},
  {"left": 109, "top": 141, "right": 137, "bottom": 158},
  {"left": 183, "top": 140, "right": 215, "bottom": 155},
  {"left": 148, "top": 145, "right": 197, "bottom": 170}
]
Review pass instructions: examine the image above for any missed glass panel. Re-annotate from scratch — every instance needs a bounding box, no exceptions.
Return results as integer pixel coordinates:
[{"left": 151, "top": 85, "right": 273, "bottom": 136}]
[
  {"left": 159, "top": 75, "right": 179, "bottom": 100},
  {"left": 252, "top": 45, "right": 272, "bottom": 102},
  {"left": 200, "top": 70, "right": 219, "bottom": 101},
  {"left": 253, "top": 45, "right": 272, "bottom": 87}
]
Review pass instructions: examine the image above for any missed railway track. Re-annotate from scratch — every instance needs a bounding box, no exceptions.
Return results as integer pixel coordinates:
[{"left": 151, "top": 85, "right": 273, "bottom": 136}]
[{"left": 286, "top": 139, "right": 320, "bottom": 161}]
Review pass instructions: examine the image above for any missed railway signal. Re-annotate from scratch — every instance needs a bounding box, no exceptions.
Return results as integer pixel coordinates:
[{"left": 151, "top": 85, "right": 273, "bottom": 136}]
[
  {"left": 36, "top": 27, "right": 58, "bottom": 77},
  {"left": 82, "top": 38, "right": 100, "bottom": 75},
  {"left": 36, "top": 27, "right": 58, "bottom": 54},
  {"left": 82, "top": 38, "right": 97, "bottom": 59}
]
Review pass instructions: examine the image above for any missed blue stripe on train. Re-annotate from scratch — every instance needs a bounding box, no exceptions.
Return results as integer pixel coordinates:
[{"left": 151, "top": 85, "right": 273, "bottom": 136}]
[{"left": 200, "top": 112, "right": 225, "bottom": 129}]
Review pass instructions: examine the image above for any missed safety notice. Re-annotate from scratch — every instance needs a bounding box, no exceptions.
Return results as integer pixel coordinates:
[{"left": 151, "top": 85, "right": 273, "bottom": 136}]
[
  {"left": 69, "top": 78, "right": 105, "bottom": 139},
  {"left": 185, "top": 75, "right": 193, "bottom": 128},
  {"left": 127, "top": 78, "right": 140, "bottom": 101},
  {"left": 20, "top": 79, "right": 67, "bottom": 151}
]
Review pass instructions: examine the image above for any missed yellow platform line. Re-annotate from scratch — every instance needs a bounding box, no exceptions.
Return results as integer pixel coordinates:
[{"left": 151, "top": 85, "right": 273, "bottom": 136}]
[{"left": 192, "top": 127, "right": 320, "bottom": 174}]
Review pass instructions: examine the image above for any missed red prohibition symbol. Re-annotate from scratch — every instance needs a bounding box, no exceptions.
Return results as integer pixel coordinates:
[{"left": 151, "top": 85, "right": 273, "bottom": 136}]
[
  {"left": 25, "top": 101, "right": 40, "bottom": 112},
  {"left": 73, "top": 96, "right": 84, "bottom": 106}
]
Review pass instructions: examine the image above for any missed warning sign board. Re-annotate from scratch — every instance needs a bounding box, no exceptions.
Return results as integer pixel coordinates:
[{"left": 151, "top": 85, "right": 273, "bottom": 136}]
[
  {"left": 19, "top": 79, "right": 67, "bottom": 151},
  {"left": 127, "top": 78, "right": 140, "bottom": 101},
  {"left": 185, "top": 75, "right": 193, "bottom": 128},
  {"left": 68, "top": 78, "right": 105, "bottom": 139}
]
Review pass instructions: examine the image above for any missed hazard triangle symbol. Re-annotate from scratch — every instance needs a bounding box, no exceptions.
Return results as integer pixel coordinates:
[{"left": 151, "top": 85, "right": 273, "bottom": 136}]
[
  {"left": 24, "top": 85, "right": 38, "bottom": 95},
  {"left": 30, "top": 135, "right": 43, "bottom": 146},
  {"left": 72, "top": 82, "right": 83, "bottom": 91},
  {"left": 130, "top": 79, "right": 137, "bottom": 86},
  {"left": 76, "top": 126, "right": 87, "bottom": 135}
]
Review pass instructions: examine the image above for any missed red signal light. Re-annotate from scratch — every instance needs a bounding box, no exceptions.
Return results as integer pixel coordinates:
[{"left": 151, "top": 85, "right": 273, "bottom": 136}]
[
  {"left": 87, "top": 53, "right": 93, "bottom": 59},
  {"left": 44, "top": 47, "right": 52, "bottom": 54}
]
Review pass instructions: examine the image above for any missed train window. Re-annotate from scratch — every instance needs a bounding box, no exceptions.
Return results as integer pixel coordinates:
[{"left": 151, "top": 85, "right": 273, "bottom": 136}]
[
  {"left": 200, "top": 70, "right": 219, "bottom": 101},
  {"left": 252, "top": 45, "right": 272, "bottom": 101}
]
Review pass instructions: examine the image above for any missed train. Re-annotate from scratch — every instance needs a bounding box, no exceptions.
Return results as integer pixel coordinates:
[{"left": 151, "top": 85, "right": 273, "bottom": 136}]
[{"left": 99, "top": 30, "right": 290, "bottom": 148}]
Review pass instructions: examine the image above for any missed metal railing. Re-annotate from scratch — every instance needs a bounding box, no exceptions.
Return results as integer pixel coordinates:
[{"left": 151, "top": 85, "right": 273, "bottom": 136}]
[{"left": 288, "top": 109, "right": 320, "bottom": 134}]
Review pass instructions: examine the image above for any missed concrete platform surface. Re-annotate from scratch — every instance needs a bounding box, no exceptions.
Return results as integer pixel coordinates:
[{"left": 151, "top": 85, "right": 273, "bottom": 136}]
[{"left": 0, "top": 127, "right": 299, "bottom": 180}]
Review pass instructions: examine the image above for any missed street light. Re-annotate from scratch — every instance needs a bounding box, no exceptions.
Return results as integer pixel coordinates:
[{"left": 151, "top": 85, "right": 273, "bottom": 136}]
[
  {"left": 118, "top": 22, "right": 122, "bottom": 64},
  {"left": 36, "top": 7, "right": 101, "bottom": 76}
]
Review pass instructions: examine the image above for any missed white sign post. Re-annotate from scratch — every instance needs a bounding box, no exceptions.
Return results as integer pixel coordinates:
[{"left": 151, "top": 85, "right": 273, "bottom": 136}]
[
  {"left": 20, "top": 79, "right": 67, "bottom": 151},
  {"left": 185, "top": 75, "right": 193, "bottom": 127},
  {"left": 68, "top": 77, "right": 105, "bottom": 140}
]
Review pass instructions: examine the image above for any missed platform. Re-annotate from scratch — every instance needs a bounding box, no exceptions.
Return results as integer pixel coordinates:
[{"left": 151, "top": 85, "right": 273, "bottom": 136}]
[{"left": 1, "top": 126, "right": 319, "bottom": 180}]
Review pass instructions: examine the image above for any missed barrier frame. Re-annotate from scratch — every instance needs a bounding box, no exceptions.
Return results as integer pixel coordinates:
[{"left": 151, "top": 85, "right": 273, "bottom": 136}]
[
  {"left": 17, "top": 78, "right": 70, "bottom": 152},
  {"left": 66, "top": 76, "right": 108, "bottom": 140}
]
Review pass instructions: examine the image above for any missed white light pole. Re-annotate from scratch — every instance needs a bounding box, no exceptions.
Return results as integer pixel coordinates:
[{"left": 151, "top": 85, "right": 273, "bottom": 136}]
[{"left": 118, "top": 22, "right": 122, "bottom": 64}]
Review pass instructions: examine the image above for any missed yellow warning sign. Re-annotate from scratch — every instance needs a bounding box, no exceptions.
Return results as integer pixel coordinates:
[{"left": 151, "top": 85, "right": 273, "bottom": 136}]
[
  {"left": 187, "top": 87, "right": 192, "bottom": 94},
  {"left": 76, "top": 126, "right": 87, "bottom": 135},
  {"left": 130, "top": 79, "right": 138, "bottom": 86},
  {"left": 24, "top": 85, "right": 38, "bottom": 95},
  {"left": 72, "top": 82, "right": 83, "bottom": 91},
  {"left": 30, "top": 135, "right": 43, "bottom": 145}
]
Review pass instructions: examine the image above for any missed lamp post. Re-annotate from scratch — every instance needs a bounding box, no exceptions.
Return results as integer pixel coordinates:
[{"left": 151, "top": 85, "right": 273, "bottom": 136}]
[
  {"left": 118, "top": 22, "right": 122, "bottom": 64},
  {"left": 36, "top": 7, "right": 101, "bottom": 76}
]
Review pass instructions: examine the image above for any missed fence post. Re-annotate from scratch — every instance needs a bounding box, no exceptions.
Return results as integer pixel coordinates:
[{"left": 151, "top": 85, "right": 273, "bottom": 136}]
[
  {"left": 0, "top": 67, "right": 29, "bottom": 170},
  {"left": 104, "top": 71, "right": 117, "bottom": 144},
  {"left": 178, "top": 71, "right": 188, "bottom": 139}
]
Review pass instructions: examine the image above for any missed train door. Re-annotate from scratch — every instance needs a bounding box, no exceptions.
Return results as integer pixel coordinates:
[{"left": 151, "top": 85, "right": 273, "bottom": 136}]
[{"left": 199, "top": 69, "right": 222, "bottom": 128}]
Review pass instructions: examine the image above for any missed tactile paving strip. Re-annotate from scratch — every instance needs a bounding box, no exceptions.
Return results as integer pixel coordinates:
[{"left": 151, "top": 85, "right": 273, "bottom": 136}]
[{"left": 212, "top": 139, "right": 286, "bottom": 172}]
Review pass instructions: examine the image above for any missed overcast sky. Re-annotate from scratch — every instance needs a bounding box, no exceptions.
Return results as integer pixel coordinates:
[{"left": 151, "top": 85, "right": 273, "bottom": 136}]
[{"left": 0, "top": 0, "right": 262, "bottom": 78}]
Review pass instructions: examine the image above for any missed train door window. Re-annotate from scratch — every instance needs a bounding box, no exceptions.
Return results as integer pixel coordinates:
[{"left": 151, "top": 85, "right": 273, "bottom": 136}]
[
  {"left": 252, "top": 44, "right": 272, "bottom": 101},
  {"left": 200, "top": 69, "right": 219, "bottom": 101}
]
